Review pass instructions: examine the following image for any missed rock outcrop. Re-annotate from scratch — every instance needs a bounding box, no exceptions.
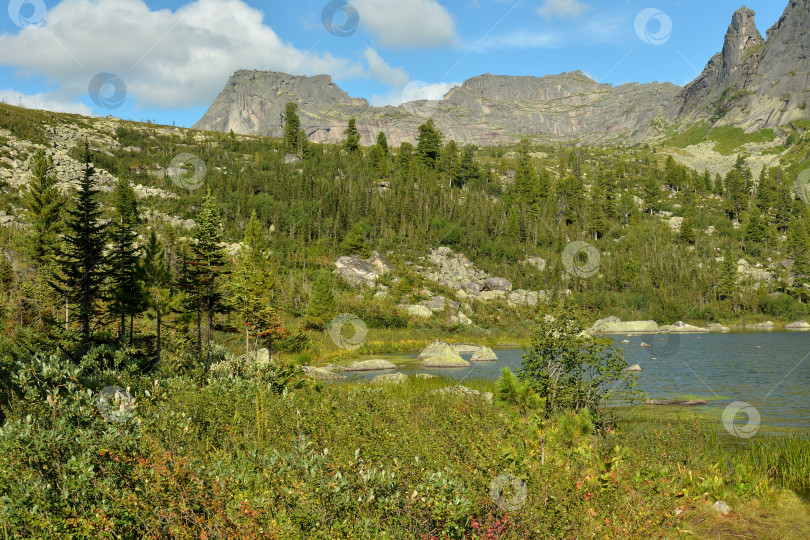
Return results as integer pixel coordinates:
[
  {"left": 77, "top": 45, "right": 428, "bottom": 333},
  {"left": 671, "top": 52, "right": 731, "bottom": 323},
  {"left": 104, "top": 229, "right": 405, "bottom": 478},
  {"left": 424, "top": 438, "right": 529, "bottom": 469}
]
[
  {"left": 671, "top": 3, "right": 810, "bottom": 131},
  {"left": 589, "top": 316, "right": 659, "bottom": 334},
  {"left": 470, "top": 346, "right": 498, "bottom": 362},
  {"left": 659, "top": 321, "right": 710, "bottom": 334},
  {"left": 419, "top": 340, "right": 470, "bottom": 368},
  {"left": 786, "top": 320, "right": 810, "bottom": 330},
  {"left": 334, "top": 251, "right": 392, "bottom": 288},
  {"left": 341, "top": 359, "right": 397, "bottom": 372}
]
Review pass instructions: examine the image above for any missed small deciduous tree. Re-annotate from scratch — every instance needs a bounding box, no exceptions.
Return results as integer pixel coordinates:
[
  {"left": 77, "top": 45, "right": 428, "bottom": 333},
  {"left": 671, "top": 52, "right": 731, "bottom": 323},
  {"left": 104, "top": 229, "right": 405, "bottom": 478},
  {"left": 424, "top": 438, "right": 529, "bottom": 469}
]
[{"left": 520, "top": 310, "right": 639, "bottom": 419}]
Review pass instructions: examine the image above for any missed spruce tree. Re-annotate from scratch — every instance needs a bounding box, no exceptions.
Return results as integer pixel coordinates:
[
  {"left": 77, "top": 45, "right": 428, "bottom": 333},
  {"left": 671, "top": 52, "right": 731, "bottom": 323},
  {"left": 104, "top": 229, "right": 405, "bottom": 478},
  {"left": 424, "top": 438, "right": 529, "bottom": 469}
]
[
  {"left": 587, "top": 184, "right": 607, "bottom": 240},
  {"left": 184, "top": 189, "right": 227, "bottom": 361},
  {"left": 725, "top": 168, "right": 747, "bottom": 220},
  {"left": 304, "top": 270, "right": 337, "bottom": 330},
  {"left": 343, "top": 118, "right": 360, "bottom": 153},
  {"left": 228, "top": 211, "right": 283, "bottom": 356},
  {"left": 109, "top": 178, "right": 145, "bottom": 343},
  {"left": 457, "top": 145, "right": 481, "bottom": 189},
  {"left": 416, "top": 119, "right": 443, "bottom": 169},
  {"left": 25, "top": 151, "right": 64, "bottom": 267},
  {"left": 142, "top": 230, "right": 174, "bottom": 366},
  {"left": 680, "top": 215, "right": 696, "bottom": 245},
  {"left": 284, "top": 102, "right": 302, "bottom": 154},
  {"left": 340, "top": 223, "right": 369, "bottom": 256},
  {"left": 376, "top": 131, "right": 389, "bottom": 156},
  {"left": 718, "top": 251, "right": 737, "bottom": 301},
  {"left": 51, "top": 141, "right": 107, "bottom": 342}
]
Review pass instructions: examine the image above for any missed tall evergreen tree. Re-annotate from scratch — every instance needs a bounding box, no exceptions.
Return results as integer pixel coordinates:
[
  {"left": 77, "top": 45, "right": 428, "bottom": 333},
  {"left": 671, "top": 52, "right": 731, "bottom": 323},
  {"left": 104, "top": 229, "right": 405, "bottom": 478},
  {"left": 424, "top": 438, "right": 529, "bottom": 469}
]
[
  {"left": 228, "top": 211, "right": 283, "bottom": 356},
  {"left": 304, "top": 270, "right": 337, "bottom": 330},
  {"left": 340, "top": 223, "right": 369, "bottom": 256},
  {"left": 416, "top": 119, "right": 443, "bottom": 169},
  {"left": 51, "top": 141, "right": 107, "bottom": 342},
  {"left": 587, "top": 184, "right": 608, "bottom": 240},
  {"left": 680, "top": 215, "right": 696, "bottom": 245},
  {"left": 109, "top": 178, "right": 145, "bottom": 343},
  {"left": 343, "top": 118, "right": 360, "bottom": 153},
  {"left": 142, "top": 230, "right": 174, "bottom": 366},
  {"left": 284, "top": 102, "right": 302, "bottom": 154},
  {"left": 725, "top": 168, "right": 747, "bottom": 220},
  {"left": 376, "top": 131, "right": 389, "bottom": 156},
  {"left": 457, "top": 145, "right": 481, "bottom": 189},
  {"left": 718, "top": 251, "right": 737, "bottom": 301},
  {"left": 25, "top": 151, "right": 64, "bottom": 267},
  {"left": 184, "top": 189, "right": 228, "bottom": 361}
]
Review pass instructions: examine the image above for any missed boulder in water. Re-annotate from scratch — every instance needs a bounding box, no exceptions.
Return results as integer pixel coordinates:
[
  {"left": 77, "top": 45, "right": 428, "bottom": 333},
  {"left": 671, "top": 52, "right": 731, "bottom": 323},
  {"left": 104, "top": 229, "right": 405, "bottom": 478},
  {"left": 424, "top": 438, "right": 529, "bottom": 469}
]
[
  {"left": 471, "top": 346, "right": 498, "bottom": 362},
  {"left": 342, "top": 359, "right": 397, "bottom": 372}
]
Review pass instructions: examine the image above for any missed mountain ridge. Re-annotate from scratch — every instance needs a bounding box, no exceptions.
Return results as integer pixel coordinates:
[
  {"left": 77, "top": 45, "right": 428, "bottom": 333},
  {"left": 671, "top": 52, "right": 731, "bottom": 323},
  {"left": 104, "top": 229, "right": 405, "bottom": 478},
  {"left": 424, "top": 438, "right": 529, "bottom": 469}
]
[{"left": 194, "top": 1, "right": 810, "bottom": 146}]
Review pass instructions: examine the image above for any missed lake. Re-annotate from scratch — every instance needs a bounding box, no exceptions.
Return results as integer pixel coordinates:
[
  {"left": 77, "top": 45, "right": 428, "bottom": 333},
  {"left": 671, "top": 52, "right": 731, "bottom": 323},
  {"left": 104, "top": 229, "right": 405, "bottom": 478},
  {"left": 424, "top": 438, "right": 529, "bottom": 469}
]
[{"left": 354, "top": 332, "right": 810, "bottom": 431}]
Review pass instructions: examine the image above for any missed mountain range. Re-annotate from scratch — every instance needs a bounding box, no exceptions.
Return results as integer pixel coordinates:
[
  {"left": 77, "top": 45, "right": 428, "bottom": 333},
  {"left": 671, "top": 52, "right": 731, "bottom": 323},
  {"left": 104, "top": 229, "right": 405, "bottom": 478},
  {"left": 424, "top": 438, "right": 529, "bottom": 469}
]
[{"left": 194, "top": 1, "right": 810, "bottom": 146}]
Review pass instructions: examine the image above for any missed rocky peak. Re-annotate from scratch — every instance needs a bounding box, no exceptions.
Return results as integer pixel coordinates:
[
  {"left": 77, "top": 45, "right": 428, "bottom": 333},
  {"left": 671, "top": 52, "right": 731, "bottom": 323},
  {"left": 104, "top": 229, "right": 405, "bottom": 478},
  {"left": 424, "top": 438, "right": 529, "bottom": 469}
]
[{"left": 719, "top": 7, "right": 763, "bottom": 86}]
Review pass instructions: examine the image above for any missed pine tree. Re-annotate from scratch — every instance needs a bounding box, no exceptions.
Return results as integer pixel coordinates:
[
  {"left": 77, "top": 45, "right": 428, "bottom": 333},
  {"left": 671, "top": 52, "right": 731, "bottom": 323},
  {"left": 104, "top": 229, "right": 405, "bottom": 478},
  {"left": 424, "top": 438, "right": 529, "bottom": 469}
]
[
  {"left": 304, "top": 270, "right": 336, "bottom": 330},
  {"left": 340, "top": 223, "right": 369, "bottom": 256},
  {"left": 25, "top": 151, "right": 64, "bottom": 267},
  {"left": 787, "top": 219, "right": 810, "bottom": 286},
  {"left": 718, "top": 251, "right": 737, "bottom": 301},
  {"left": 343, "top": 118, "right": 360, "bottom": 153},
  {"left": 457, "top": 145, "right": 481, "bottom": 189},
  {"left": 587, "top": 184, "right": 607, "bottom": 240},
  {"left": 725, "top": 168, "right": 747, "bottom": 220},
  {"left": 109, "top": 178, "right": 145, "bottom": 343},
  {"left": 416, "top": 119, "right": 443, "bottom": 169},
  {"left": 714, "top": 173, "right": 724, "bottom": 196},
  {"left": 440, "top": 140, "right": 460, "bottom": 187},
  {"left": 142, "top": 230, "right": 175, "bottom": 366},
  {"left": 643, "top": 174, "right": 659, "bottom": 214},
  {"left": 184, "top": 189, "right": 228, "bottom": 361},
  {"left": 228, "top": 211, "right": 284, "bottom": 357},
  {"left": 284, "top": 102, "right": 302, "bottom": 154},
  {"left": 513, "top": 140, "right": 539, "bottom": 211},
  {"left": 51, "top": 141, "right": 108, "bottom": 342},
  {"left": 680, "top": 215, "right": 696, "bottom": 244},
  {"left": 376, "top": 131, "right": 389, "bottom": 156}
]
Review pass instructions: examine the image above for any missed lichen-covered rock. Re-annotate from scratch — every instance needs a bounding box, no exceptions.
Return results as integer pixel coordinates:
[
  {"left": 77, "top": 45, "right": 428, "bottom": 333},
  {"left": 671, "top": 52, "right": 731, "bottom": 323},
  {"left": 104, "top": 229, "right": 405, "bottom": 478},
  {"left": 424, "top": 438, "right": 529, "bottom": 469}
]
[
  {"left": 659, "top": 321, "right": 710, "bottom": 333},
  {"left": 434, "top": 385, "right": 493, "bottom": 403},
  {"left": 590, "top": 317, "right": 659, "bottom": 334},
  {"left": 371, "top": 372, "right": 408, "bottom": 385},
  {"left": 471, "top": 346, "right": 498, "bottom": 362},
  {"left": 342, "top": 359, "right": 397, "bottom": 372},
  {"left": 419, "top": 340, "right": 470, "bottom": 368},
  {"left": 335, "top": 250, "right": 392, "bottom": 288},
  {"left": 624, "top": 364, "right": 642, "bottom": 372},
  {"left": 786, "top": 320, "right": 810, "bottom": 330},
  {"left": 402, "top": 305, "right": 433, "bottom": 319},
  {"left": 302, "top": 366, "right": 344, "bottom": 380}
]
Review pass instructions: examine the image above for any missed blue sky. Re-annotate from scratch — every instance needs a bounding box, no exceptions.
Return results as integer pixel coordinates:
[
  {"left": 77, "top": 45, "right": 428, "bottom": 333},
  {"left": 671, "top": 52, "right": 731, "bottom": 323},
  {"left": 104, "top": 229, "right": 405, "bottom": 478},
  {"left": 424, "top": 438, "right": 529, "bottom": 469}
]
[{"left": 0, "top": 0, "right": 788, "bottom": 128}]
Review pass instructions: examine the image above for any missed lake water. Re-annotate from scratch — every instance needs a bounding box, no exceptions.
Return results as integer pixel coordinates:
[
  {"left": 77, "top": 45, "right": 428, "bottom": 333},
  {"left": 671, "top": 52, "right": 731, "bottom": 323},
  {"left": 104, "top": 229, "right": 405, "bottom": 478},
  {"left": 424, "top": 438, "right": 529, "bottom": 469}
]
[{"left": 355, "top": 332, "right": 810, "bottom": 431}]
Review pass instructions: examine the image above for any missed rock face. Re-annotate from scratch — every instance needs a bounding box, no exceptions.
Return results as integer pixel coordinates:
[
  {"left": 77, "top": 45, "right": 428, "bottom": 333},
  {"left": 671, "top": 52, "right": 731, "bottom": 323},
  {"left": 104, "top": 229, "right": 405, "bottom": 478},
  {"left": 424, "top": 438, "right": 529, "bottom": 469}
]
[
  {"left": 195, "top": 70, "right": 679, "bottom": 146},
  {"left": 334, "top": 251, "right": 392, "bottom": 288},
  {"left": 590, "top": 317, "right": 659, "bottom": 334},
  {"left": 671, "top": 3, "right": 810, "bottom": 131}
]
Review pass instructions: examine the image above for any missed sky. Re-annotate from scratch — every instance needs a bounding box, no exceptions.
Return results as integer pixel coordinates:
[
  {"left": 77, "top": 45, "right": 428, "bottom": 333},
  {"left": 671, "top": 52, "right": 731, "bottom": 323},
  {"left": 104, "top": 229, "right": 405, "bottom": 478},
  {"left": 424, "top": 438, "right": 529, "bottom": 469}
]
[{"left": 0, "top": 0, "right": 790, "bottom": 128}]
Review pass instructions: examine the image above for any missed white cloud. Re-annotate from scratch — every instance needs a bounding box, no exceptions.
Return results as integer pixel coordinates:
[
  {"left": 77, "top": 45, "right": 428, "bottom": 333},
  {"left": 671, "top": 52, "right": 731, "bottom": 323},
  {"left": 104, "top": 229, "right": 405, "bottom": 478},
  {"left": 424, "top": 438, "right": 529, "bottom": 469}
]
[
  {"left": 0, "top": 0, "right": 365, "bottom": 110},
  {"left": 0, "top": 89, "right": 93, "bottom": 115},
  {"left": 370, "top": 80, "right": 461, "bottom": 107},
  {"left": 353, "top": 0, "right": 458, "bottom": 48},
  {"left": 479, "top": 30, "right": 560, "bottom": 51},
  {"left": 537, "top": 0, "right": 589, "bottom": 20},
  {"left": 364, "top": 48, "right": 408, "bottom": 88}
]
